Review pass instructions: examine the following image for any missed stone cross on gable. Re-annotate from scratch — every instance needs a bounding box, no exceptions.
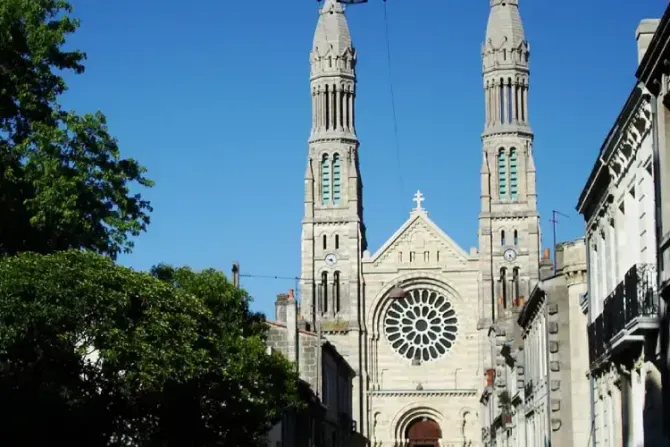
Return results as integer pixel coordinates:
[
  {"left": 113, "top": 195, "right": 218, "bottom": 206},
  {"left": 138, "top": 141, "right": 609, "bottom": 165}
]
[{"left": 413, "top": 190, "right": 425, "bottom": 211}]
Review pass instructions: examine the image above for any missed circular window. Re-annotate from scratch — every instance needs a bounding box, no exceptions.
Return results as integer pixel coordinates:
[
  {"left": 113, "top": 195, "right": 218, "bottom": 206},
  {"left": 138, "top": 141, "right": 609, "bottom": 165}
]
[{"left": 384, "top": 288, "right": 458, "bottom": 362}]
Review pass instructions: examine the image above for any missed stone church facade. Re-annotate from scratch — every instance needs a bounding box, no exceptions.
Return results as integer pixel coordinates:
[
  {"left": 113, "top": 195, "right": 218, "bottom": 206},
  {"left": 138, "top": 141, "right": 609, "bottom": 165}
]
[{"left": 298, "top": 0, "right": 541, "bottom": 445}]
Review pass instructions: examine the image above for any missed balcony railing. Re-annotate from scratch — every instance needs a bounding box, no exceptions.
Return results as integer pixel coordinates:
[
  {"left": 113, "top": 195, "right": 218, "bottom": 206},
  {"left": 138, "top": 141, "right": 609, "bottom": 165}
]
[{"left": 587, "top": 263, "right": 659, "bottom": 367}]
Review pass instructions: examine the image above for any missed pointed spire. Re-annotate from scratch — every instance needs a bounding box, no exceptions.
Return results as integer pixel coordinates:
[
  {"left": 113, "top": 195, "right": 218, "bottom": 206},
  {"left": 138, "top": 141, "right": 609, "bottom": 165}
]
[
  {"left": 485, "top": 0, "right": 525, "bottom": 50},
  {"left": 313, "top": 0, "right": 352, "bottom": 55}
]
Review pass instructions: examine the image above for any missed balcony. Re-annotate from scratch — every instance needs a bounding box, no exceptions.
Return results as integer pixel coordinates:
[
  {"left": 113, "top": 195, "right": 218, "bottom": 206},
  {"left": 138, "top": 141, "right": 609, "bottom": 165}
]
[{"left": 587, "top": 263, "right": 659, "bottom": 368}]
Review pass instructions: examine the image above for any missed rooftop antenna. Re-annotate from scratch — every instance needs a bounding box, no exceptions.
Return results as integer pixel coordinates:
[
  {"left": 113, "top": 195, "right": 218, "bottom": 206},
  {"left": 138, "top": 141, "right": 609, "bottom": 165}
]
[{"left": 549, "top": 210, "right": 569, "bottom": 274}]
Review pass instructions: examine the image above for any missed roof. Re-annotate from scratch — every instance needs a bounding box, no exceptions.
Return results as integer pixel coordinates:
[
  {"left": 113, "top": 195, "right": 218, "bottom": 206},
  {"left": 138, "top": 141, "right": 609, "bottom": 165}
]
[
  {"left": 366, "top": 206, "right": 471, "bottom": 266},
  {"left": 312, "top": 0, "right": 352, "bottom": 55},
  {"left": 485, "top": 0, "right": 525, "bottom": 49}
]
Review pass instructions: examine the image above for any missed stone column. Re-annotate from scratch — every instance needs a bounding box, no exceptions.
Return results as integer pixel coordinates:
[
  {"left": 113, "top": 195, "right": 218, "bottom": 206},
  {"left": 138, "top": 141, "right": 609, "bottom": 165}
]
[
  {"left": 331, "top": 86, "right": 337, "bottom": 130},
  {"left": 349, "top": 91, "right": 354, "bottom": 130},
  {"left": 523, "top": 83, "right": 529, "bottom": 123},
  {"left": 516, "top": 82, "right": 522, "bottom": 123},
  {"left": 314, "top": 89, "right": 319, "bottom": 130},
  {"left": 509, "top": 81, "right": 518, "bottom": 124},
  {"left": 502, "top": 80, "right": 508, "bottom": 124},
  {"left": 286, "top": 289, "right": 298, "bottom": 364},
  {"left": 632, "top": 366, "right": 645, "bottom": 447},
  {"left": 318, "top": 87, "right": 324, "bottom": 130},
  {"left": 485, "top": 83, "right": 490, "bottom": 125},
  {"left": 337, "top": 86, "right": 342, "bottom": 130},
  {"left": 493, "top": 80, "right": 499, "bottom": 124}
]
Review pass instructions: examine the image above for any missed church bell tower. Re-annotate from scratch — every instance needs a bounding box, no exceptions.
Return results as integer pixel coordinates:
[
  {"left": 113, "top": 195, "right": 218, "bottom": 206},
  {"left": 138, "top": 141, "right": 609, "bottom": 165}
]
[
  {"left": 300, "top": 0, "right": 366, "bottom": 330},
  {"left": 478, "top": 0, "right": 541, "bottom": 326}
]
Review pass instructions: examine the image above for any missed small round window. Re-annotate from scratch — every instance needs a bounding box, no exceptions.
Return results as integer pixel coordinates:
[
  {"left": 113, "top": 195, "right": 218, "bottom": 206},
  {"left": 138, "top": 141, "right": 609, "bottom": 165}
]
[{"left": 384, "top": 288, "right": 458, "bottom": 362}]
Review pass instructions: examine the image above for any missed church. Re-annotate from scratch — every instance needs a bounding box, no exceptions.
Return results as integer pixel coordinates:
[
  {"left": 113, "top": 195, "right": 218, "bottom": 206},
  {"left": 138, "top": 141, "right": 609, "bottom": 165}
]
[{"left": 299, "top": 0, "right": 541, "bottom": 445}]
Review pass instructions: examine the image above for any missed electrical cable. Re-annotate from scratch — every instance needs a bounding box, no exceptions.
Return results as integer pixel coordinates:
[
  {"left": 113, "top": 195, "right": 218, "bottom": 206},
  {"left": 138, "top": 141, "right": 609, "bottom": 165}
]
[{"left": 381, "top": 0, "right": 404, "bottom": 195}]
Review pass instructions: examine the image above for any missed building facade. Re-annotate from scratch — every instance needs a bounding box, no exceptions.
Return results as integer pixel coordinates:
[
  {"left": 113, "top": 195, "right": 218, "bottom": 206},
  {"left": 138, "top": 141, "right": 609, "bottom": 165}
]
[
  {"left": 480, "top": 240, "right": 589, "bottom": 447},
  {"left": 266, "top": 289, "right": 366, "bottom": 447},
  {"left": 517, "top": 239, "right": 590, "bottom": 447},
  {"left": 635, "top": 4, "right": 670, "bottom": 444},
  {"left": 298, "top": 0, "right": 544, "bottom": 445},
  {"left": 576, "top": 20, "right": 665, "bottom": 447}
]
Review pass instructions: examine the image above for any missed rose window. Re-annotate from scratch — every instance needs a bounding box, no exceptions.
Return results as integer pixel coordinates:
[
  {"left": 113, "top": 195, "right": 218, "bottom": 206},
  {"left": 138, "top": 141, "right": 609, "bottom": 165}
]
[{"left": 384, "top": 288, "right": 458, "bottom": 362}]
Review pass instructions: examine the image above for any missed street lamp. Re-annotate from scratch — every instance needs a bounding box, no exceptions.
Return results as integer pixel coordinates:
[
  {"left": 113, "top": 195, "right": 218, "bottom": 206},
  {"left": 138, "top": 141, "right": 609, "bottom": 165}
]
[{"left": 388, "top": 285, "right": 408, "bottom": 299}]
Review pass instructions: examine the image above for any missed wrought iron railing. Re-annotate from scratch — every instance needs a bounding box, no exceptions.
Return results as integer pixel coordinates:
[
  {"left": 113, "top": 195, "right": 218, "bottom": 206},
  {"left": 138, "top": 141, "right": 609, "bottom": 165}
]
[
  {"left": 587, "top": 263, "right": 658, "bottom": 365},
  {"left": 624, "top": 263, "right": 658, "bottom": 319}
]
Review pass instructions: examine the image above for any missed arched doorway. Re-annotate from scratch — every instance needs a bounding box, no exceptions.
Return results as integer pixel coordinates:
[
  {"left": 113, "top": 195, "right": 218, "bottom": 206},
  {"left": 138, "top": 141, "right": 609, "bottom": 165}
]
[{"left": 405, "top": 417, "right": 441, "bottom": 447}]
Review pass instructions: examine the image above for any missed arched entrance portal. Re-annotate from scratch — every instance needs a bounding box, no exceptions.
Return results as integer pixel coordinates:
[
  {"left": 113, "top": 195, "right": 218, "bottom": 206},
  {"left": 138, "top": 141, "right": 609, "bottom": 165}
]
[{"left": 405, "top": 417, "right": 441, "bottom": 447}]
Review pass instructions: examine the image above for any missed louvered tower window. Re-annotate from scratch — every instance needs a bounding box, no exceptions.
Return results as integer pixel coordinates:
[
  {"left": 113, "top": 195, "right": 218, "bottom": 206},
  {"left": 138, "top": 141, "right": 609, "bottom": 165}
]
[
  {"left": 498, "top": 149, "right": 507, "bottom": 198},
  {"left": 321, "top": 154, "right": 330, "bottom": 204},
  {"left": 509, "top": 148, "right": 518, "bottom": 200},
  {"left": 332, "top": 153, "right": 341, "bottom": 204}
]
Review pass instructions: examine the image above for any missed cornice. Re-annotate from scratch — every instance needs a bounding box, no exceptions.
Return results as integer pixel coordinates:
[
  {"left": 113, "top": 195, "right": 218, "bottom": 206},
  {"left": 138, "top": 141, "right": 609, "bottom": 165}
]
[
  {"left": 605, "top": 94, "right": 653, "bottom": 186},
  {"left": 308, "top": 135, "right": 359, "bottom": 145},
  {"left": 481, "top": 128, "right": 534, "bottom": 139},
  {"left": 369, "top": 389, "right": 478, "bottom": 398},
  {"left": 310, "top": 72, "right": 356, "bottom": 83}
]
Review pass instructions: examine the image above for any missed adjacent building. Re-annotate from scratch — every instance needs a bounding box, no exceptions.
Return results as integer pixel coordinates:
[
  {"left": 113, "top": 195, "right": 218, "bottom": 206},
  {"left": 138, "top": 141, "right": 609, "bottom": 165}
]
[
  {"left": 576, "top": 19, "right": 665, "bottom": 447},
  {"left": 481, "top": 240, "right": 589, "bottom": 447},
  {"left": 265, "top": 289, "right": 367, "bottom": 447},
  {"left": 635, "top": 5, "right": 670, "bottom": 444}
]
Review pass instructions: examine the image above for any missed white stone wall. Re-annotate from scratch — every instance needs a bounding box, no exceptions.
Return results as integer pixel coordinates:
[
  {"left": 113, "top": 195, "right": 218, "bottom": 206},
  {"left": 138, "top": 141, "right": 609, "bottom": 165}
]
[
  {"left": 583, "top": 90, "right": 656, "bottom": 447},
  {"left": 345, "top": 207, "right": 484, "bottom": 446},
  {"left": 585, "top": 95, "right": 656, "bottom": 317}
]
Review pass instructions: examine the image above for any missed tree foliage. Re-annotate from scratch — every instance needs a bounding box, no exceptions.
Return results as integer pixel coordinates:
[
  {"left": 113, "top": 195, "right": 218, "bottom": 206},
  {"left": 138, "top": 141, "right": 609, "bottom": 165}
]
[
  {"left": 0, "top": 0, "right": 152, "bottom": 258},
  {"left": 0, "top": 251, "right": 299, "bottom": 446}
]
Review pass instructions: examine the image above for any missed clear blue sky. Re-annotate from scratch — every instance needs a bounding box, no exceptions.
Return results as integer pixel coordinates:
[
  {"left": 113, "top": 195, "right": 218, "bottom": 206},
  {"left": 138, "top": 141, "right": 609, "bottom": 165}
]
[{"left": 63, "top": 0, "right": 667, "bottom": 318}]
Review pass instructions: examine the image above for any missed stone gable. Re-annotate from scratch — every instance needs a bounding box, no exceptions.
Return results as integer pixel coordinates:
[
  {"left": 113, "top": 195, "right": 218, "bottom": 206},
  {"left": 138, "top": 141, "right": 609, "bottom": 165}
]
[{"left": 366, "top": 211, "right": 471, "bottom": 270}]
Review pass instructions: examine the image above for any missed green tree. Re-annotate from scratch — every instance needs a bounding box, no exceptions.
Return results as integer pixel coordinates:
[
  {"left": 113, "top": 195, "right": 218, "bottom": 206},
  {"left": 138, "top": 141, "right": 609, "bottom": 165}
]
[
  {"left": 0, "top": 251, "right": 299, "bottom": 446},
  {"left": 0, "top": 0, "right": 152, "bottom": 258}
]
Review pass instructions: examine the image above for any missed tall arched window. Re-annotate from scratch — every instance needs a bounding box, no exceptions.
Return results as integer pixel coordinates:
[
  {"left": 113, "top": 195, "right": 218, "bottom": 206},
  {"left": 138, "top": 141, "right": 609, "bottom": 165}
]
[
  {"left": 335, "top": 234, "right": 339, "bottom": 249},
  {"left": 512, "top": 267, "right": 520, "bottom": 306},
  {"left": 501, "top": 230, "right": 506, "bottom": 246},
  {"left": 321, "top": 154, "right": 330, "bottom": 205},
  {"left": 322, "top": 234, "right": 327, "bottom": 250},
  {"left": 499, "top": 267, "right": 508, "bottom": 309},
  {"left": 334, "top": 271, "right": 341, "bottom": 313},
  {"left": 513, "top": 230, "right": 519, "bottom": 245},
  {"left": 321, "top": 271, "right": 329, "bottom": 314},
  {"left": 498, "top": 149, "right": 507, "bottom": 198},
  {"left": 509, "top": 148, "right": 518, "bottom": 200},
  {"left": 332, "top": 153, "right": 341, "bottom": 204}
]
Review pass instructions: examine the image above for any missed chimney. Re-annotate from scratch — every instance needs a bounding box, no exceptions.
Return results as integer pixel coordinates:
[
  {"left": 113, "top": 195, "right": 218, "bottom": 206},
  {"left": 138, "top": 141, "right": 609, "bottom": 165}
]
[
  {"left": 286, "top": 289, "right": 298, "bottom": 364},
  {"left": 636, "top": 19, "right": 660, "bottom": 65},
  {"left": 539, "top": 248, "right": 554, "bottom": 280},
  {"left": 275, "top": 292, "right": 289, "bottom": 323},
  {"left": 231, "top": 262, "right": 240, "bottom": 288}
]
